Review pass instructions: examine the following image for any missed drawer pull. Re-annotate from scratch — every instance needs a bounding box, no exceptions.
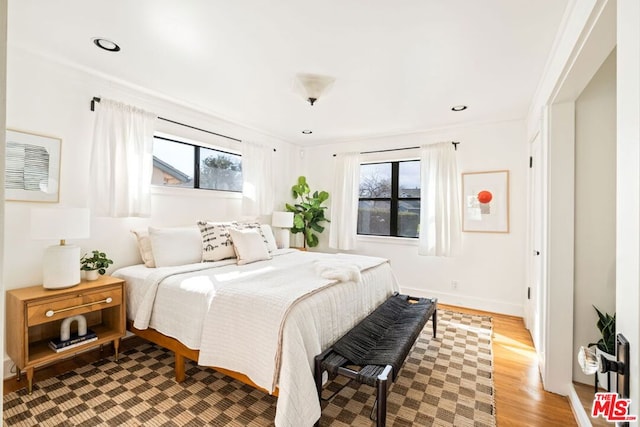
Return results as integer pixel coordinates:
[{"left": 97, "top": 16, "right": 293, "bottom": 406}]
[{"left": 45, "top": 297, "right": 114, "bottom": 318}]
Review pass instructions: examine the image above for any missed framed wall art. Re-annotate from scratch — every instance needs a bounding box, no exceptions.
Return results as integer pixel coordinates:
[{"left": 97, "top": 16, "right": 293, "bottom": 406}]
[
  {"left": 462, "top": 170, "right": 509, "bottom": 233},
  {"left": 5, "top": 129, "right": 61, "bottom": 202}
]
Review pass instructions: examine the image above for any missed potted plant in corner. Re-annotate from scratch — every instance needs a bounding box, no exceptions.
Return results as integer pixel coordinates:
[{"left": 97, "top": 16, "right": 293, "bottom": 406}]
[
  {"left": 589, "top": 305, "right": 616, "bottom": 391},
  {"left": 285, "top": 176, "right": 330, "bottom": 248},
  {"left": 81, "top": 250, "right": 114, "bottom": 281}
]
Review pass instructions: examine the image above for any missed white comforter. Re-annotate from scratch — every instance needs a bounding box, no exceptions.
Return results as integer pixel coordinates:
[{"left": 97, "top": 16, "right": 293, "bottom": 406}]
[{"left": 115, "top": 250, "right": 398, "bottom": 427}]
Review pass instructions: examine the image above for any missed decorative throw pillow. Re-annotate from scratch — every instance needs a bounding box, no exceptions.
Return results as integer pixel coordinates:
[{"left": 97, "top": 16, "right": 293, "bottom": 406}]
[
  {"left": 198, "top": 221, "right": 237, "bottom": 262},
  {"left": 148, "top": 226, "right": 203, "bottom": 267},
  {"left": 260, "top": 224, "right": 278, "bottom": 253},
  {"left": 228, "top": 228, "right": 272, "bottom": 265},
  {"left": 237, "top": 222, "right": 273, "bottom": 252},
  {"left": 130, "top": 229, "right": 156, "bottom": 268}
]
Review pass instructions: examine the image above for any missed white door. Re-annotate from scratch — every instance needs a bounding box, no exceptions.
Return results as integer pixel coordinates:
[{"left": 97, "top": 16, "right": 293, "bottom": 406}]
[{"left": 526, "top": 132, "right": 545, "bottom": 358}]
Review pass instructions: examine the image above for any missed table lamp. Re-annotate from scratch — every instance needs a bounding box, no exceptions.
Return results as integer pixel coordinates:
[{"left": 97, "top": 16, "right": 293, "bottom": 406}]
[
  {"left": 272, "top": 211, "right": 294, "bottom": 249},
  {"left": 31, "top": 207, "right": 90, "bottom": 289}
]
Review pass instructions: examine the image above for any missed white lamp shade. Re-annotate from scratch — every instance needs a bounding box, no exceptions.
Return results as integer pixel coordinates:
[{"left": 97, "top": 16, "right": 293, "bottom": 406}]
[
  {"left": 31, "top": 208, "right": 90, "bottom": 241},
  {"left": 31, "top": 208, "right": 90, "bottom": 289},
  {"left": 272, "top": 211, "right": 294, "bottom": 228}
]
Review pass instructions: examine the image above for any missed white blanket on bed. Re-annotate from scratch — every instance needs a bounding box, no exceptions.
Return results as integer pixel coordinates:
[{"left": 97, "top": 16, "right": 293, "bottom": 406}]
[
  {"left": 130, "top": 261, "right": 233, "bottom": 330},
  {"left": 197, "top": 253, "right": 385, "bottom": 391},
  {"left": 122, "top": 251, "right": 397, "bottom": 427}
]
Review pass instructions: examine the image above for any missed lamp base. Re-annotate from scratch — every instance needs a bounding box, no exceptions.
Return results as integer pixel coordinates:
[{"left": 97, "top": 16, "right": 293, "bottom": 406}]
[
  {"left": 43, "top": 244, "right": 81, "bottom": 289},
  {"left": 275, "top": 228, "right": 290, "bottom": 249}
]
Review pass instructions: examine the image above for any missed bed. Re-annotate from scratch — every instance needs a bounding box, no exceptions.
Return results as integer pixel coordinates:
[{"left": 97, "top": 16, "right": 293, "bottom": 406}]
[{"left": 113, "top": 243, "right": 398, "bottom": 427}]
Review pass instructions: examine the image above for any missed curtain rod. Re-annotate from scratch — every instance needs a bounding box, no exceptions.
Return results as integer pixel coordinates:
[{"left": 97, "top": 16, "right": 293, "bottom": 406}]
[
  {"left": 91, "top": 97, "right": 276, "bottom": 152},
  {"left": 332, "top": 141, "right": 459, "bottom": 157}
]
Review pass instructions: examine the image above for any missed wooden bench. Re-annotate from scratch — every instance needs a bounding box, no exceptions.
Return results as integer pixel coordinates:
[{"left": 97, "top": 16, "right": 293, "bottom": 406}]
[{"left": 314, "top": 293, "right": 437, "bottom": 427}]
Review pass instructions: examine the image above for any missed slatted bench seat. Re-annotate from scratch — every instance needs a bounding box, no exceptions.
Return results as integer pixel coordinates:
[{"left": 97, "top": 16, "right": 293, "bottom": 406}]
[{"left": 314, "top": 293, "right": 437, "bottom": 427}]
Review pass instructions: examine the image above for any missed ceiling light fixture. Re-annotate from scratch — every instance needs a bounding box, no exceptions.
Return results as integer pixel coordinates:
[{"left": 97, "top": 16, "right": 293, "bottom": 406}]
[
  {"left": 93, "top": 38, "right": 121, "bottom": 52},
  {"left": 302, "top": 130, "right": 313, "bottom": 134},
  {"left": 451, "top": 105, "right": 468, "bottom": 112},
  {"left": 294, "top": 73, "right": 335, "bottom": 106}
]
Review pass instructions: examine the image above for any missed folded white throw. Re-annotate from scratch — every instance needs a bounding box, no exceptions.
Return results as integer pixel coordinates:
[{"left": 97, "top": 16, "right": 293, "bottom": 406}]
[{"left": 313, "top": 260, "right": 362, "bottom": 283}]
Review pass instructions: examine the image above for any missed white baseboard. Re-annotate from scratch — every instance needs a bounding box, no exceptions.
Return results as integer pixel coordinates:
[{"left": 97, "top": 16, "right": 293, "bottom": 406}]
[
  {"left": 400, "top": 286, "right": 524, "bottom": 317},
  {"left": 568, "top": 384, "right": 593, "bottom": 427}
]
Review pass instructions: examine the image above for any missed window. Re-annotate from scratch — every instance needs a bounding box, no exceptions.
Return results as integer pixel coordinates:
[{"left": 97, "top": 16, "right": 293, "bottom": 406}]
[
  {"left": 152, "top": 135, "right": 242, "bottom": 192},
  {"left": 358, "top": 160, "right": 420, "bottom": 237}
]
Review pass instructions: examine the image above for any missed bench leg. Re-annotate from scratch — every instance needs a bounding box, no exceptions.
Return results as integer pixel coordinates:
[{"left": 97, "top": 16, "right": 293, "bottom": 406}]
[
  {"left": 314, "top": 354, "right": 325, "bottom": 427},
  {"left": 314, "top": 355, "right": 324, "bottom": 401},
  {"left": 376, "top": 379, "right": 387, "bottom": 427},
  {"left": 432, "top": 307, "right": 437, "bottom": 337},
  {"left": 376, "top": 365, "right": 393, "bottom": 427}
]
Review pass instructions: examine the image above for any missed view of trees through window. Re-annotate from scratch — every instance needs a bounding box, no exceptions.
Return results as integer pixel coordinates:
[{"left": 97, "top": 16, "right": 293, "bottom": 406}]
[
  {"left": 358, "top": 160, "right": 420, "bottom": 237},
  {"left": 152, "top": 136, "right": 242, "bottom": 192},
  {"left": 200, "top": 147, "right": 242, "bottom": 191}
]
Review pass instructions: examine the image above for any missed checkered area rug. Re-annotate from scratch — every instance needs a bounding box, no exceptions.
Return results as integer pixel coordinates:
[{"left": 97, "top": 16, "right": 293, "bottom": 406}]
[{"left": 3, "top": 310, "right": 494, "bottom": 427}]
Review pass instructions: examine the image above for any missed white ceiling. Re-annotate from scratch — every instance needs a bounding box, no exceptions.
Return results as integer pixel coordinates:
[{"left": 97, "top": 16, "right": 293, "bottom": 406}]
[{"left": 8, "top": 0, "right": 569, "bottom": 145}]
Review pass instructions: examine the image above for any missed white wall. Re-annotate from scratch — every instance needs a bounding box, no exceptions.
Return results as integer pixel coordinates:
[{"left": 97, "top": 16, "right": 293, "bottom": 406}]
[
  {"left": 616, "top": 0, "right": 640, "bottom": 414},
  {"left": 1, "top": 0, "right": 8, "bottom": 406},
  {"left": 3, "top": 47, "right": 299, "bottom": 290},
  {"left": 573, "top": 49, "right": 616, "bottom": 385},
  {"left": 526, "top": 0, "right": 640, "bottom": 418},
  {"left": 301, "top": 120, "right": 527, "bottom": 316}
]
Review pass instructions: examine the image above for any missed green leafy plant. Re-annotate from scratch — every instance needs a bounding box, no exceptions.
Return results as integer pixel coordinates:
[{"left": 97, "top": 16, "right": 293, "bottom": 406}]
[
  {"left": 588, "top": 306, "right": 616, "bottom": 354},
  {"left": 80, "top": 250, "right": 114, "bottom": 275},
  {"left": 285, "top": 176, "right": 330, "bottom": 248}
]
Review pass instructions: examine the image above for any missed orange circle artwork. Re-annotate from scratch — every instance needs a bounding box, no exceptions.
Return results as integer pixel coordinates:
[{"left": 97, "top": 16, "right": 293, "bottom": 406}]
[{"left": 477, "top": 190, "right": 493, "bottom": 204}]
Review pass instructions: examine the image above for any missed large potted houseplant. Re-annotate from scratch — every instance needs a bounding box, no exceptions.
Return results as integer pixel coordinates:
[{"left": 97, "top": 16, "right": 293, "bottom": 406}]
[
  {"left": 81, "top": 250, "right": 114, "bottom": 281},
  {"left": 285, "top": 176, "right": 330, "bottom": 248},
  {"left": 589, "top": 306, "right": 616, "bottom": 391}
]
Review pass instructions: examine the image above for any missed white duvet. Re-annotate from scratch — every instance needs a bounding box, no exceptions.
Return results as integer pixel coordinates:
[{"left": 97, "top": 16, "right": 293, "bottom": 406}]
[{"left": 113, "top": 250, "right": 399, "bottom": 427}]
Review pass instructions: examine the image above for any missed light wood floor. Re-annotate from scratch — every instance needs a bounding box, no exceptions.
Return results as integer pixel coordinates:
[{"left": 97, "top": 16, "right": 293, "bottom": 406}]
[
  {"left": 4, "top": 305, "right": 578, "bottom": 426},
  {"left": 439, "top": 303, "right": 577, "bottom": 426},
  {"left": 575, "top": 382, "right": 609, "bottom": 427}
]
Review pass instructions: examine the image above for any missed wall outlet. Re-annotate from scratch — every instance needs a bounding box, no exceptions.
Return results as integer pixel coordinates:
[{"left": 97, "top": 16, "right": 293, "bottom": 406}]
[{"left": 451, "top": 280, "right": 458, "bottom": 289}]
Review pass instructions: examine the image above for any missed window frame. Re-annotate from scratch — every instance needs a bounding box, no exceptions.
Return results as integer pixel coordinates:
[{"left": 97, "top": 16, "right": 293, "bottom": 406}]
[
  {"left": 358, "top": 159, "right": 421, "bottom": 238},
  {"left": 152, "top": 134, "right": 243, "bottom": 193}
]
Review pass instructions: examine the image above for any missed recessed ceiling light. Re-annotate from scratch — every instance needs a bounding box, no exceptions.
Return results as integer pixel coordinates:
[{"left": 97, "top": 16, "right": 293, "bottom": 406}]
[
  {"left": 451, "top": 105, "right": 468, "bottom": 112},
  {"left": 93, "top": 38, "right": 121, "bottom": 52},
  {"left": 302, "top": 130, "right": 313, "bottom": 134}
]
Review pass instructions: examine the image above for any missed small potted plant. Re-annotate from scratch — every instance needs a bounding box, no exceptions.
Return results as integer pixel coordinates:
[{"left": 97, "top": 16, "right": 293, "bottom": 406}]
[
  {"left": 80, "top": 250, "right": 114, "bottom": 281},
  {"left": 589, "top": 305, "right": 616, "bottom": 391}
]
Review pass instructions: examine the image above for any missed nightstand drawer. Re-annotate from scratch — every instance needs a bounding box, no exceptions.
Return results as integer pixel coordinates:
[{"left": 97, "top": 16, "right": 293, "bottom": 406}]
[{"left": 27, "top": 287, "right": 122, "bottom": 326}]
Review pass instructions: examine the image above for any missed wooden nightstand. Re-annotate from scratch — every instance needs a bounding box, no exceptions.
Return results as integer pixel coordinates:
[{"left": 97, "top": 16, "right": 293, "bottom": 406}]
[{"left": 6, "top": 275, "right": 126, "bottom": 394}]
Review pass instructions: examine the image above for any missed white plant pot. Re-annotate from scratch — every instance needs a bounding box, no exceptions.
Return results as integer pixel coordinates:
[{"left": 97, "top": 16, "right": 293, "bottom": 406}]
[
  {"left": 596, "top": 348, "right": 617, "bottom": 392},
  {"left": 85, "top": 270, "right": 99, "bottom": 281}
]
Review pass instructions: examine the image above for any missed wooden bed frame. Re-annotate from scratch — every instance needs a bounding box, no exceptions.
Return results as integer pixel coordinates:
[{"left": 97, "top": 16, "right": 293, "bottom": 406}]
[{"left": 127, "top": 321, "right": 279, "bottom": 396}]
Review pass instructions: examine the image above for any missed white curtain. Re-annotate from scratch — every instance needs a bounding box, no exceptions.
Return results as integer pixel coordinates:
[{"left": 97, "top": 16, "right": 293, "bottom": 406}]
[
  {"left": 90, "top": 99, "right": 157, "bottom": 217},
  {"left": 241, "top": 141, "right": 274, "bottom": 216},
  {"left": 329, "top": 152, "right": 360, "bottom": 250},
  {"left": 418, "top": 142, "right": 461, "bottom": 256}
]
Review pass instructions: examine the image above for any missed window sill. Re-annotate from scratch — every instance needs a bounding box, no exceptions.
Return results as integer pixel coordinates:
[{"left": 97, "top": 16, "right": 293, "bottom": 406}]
[
  {"left": 357, "top": 235, "right": 419, "bottom": 246},
  {"left": 151, "top": 185, "right": 242, "bottom": 199}
]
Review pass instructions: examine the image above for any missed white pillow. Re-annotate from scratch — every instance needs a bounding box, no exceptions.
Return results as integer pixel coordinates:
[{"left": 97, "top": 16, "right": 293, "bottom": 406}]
[
  {"left": 260, "top": 224, "right": 278, "bottom": 253},
  {"left": 237, "top": 222, "right": 276, "bottom": 253},
  {"left": 148, "top": 226, "right": 203, "bottom": 267},
  {"left": 130, "top": 229, "right": 156, "bottom": 268},
  {"left": 228, "top": 228, "right": 272, "bottom": 265},
  {"left": 198, "top": 221, "right": 237, "bottom": 262}
]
